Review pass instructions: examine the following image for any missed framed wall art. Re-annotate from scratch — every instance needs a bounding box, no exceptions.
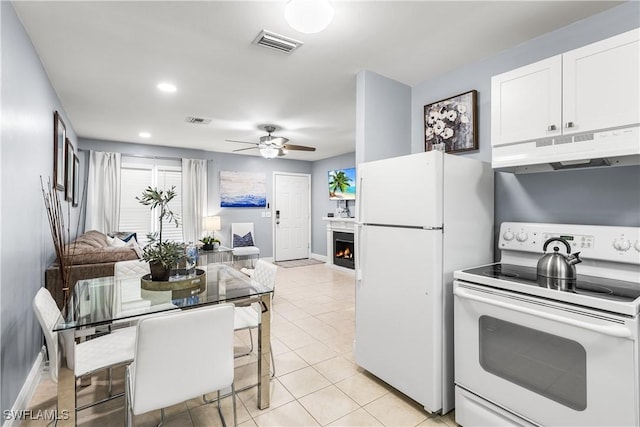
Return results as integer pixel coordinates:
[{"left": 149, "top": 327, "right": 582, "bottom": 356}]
[
  {"left": 65, "top": 138, "right": 74, "bottom": 201},
  {"left": 53, "top": 111, "right": 66, "bottom": 191},
  {"left": 424, "top": 90, "right": 478, "bottom": 154},
  {"left": 72, "top": 154, "right": 80, "bottom": 207},
  {"left": 220, "top": 171, "right": 267, "bottom": 207}
]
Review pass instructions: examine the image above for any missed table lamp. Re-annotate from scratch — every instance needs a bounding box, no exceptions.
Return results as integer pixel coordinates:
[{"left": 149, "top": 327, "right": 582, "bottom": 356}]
[{"left": 205, "top": 215, "right": 221, "bottom": 238}]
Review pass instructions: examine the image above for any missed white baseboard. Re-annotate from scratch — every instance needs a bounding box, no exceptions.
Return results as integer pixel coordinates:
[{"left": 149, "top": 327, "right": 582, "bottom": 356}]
[
  {"left": 328, "top": 264, "right": 356, "bottom": 274},
  {"left": 310, "top": 253, "right": 327, "bottom": 262},
  {"left": 3, "top": 347, "right": 46, "bottom": 427}
]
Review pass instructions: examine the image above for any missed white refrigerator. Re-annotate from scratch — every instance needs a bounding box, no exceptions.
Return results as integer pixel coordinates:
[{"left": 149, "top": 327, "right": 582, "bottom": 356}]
[{"left": 354, "top": 150, "right": 494, "bottom": 414}]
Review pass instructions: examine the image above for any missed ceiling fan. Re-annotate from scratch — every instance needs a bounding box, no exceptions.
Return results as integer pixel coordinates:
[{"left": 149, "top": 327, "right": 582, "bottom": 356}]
[{"left": 225, "top": 125, "right": 316, "bottom": 159}]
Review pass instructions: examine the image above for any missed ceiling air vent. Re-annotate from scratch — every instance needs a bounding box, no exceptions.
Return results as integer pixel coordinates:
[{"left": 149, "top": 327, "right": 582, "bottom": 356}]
[
  {"left": 253, "top": 30, "right": 303, "bottom": 54},
  {"left": 185, "top": 116, "right": 211, "bottom": 125}
]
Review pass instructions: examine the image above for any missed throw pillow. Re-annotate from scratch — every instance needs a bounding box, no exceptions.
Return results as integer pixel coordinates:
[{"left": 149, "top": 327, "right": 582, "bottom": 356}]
[
  {"left": 128, "top": 240, "right": 143, "bottom": 258},
  {"left": 110, "top": 237, "right": 127, "bottom": 248},
  {"left": 233, "top": 232, "right": 254, "bottom": 247},
  {"left": 108, "top": 231, "right": 138, "bottom": 243}
]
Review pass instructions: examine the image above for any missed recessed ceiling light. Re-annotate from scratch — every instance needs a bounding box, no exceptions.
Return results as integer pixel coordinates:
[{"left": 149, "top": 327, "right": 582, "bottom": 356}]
[
  {"left": 285, "top": 0, "right": 334, "bottom": 34},
  {"left": 139, "top": 132, "right": 151, "bottom": 138},
  {"left": 157, "top": 82, "right": 177, "bottom": 93}
]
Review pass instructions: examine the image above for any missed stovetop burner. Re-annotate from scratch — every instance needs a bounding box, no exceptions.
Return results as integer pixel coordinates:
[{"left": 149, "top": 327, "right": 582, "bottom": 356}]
[{"left": 467, "top": 263, "right": 640, "bottom": 303}]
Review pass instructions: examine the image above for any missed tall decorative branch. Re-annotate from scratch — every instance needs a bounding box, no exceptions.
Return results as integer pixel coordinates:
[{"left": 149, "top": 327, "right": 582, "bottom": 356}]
[{"left": 41, "top": 177, "right": 71, "bottom": 307}]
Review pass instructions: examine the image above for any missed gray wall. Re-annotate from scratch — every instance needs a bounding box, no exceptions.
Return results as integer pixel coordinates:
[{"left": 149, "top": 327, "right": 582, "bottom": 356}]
[
  {"left": 1, "top": 2, "right": 80, "bottom": 413},
  {"left": 356, "top": 70, "right": 412, "bottom": 164},
  {"left": 410, "top": 1, "right": 640, "bottom": 249},
  {"left": 311, "top": 152, "right": 357, "bottom": 257},
  {"left": 79, "top": 138, "right": 313, "bottom": 258}
]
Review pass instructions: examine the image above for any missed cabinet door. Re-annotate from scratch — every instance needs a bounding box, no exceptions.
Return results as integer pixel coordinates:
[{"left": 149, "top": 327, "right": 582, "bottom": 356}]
[
  {"left": 563, "top": 29, "right": 640, "bottom": 135},
  {"left": 491, "top": 56, "right": 562, "bottom": 146}
]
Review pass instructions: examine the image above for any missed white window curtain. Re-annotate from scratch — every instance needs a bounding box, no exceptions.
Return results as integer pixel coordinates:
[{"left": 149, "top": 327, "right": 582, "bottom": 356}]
[
  {"left": 86, "top": 151, "right": 121, "bottom": 233},
  {"left": 181, "top": 159, "right": 207, "bottom": 244}
]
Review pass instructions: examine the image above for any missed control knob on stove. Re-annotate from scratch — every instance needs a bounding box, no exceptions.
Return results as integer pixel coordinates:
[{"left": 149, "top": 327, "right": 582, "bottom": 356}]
[
  {"left": 635, "top": 241, "right": 640, "bottom": 252},
  {"left": 516, "top": 232, "right": 528, "bottom": 242},
  {"left": 613, "top": 238, "right": 631, "bottom": 252},
  {"left": 503, "top": 231, "right": 514, "bottom": 241}
]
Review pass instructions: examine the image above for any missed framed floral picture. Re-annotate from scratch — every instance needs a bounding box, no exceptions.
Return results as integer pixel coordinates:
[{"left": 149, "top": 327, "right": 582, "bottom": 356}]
[
  {"left": 424, "top": 90, "right": 478, "bottom": 153},
  {"left": 53, "top": 111, "right": 66, "bottom": 191}
]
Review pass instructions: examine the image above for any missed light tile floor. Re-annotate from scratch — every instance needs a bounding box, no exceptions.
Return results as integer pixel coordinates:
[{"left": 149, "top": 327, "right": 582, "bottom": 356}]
[{"left": 22, "top": 263, "right": 458, "bottom": 427}]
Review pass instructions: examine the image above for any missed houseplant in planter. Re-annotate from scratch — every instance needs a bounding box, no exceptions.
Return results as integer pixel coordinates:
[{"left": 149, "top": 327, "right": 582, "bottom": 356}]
[
  {"left": 200, "top": 236, "right": 220, "bottom": 251},
  {"left": 137, "top": 186, "right": 183, "bottom": 281}
]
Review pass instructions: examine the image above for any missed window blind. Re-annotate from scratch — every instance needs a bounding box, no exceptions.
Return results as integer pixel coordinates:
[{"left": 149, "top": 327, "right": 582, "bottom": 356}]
[{"left": 119, "top": 162, "right": 183, "bottom": 246}]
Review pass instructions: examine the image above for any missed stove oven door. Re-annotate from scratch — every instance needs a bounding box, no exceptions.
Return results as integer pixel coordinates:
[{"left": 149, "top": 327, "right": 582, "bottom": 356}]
[{"left": 454, "top": 281, "right": 639, "bottom": 427}]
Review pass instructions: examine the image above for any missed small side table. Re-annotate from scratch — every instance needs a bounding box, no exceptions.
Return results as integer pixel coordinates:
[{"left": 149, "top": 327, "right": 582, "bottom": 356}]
[{"left": 198, "top": 245, "right": 233, "bottom": 265}]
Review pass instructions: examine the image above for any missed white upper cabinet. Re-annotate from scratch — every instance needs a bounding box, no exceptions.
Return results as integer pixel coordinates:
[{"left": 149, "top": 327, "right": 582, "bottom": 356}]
[
  {"left": 491, "top": 56, "right": 562, "bottom": 146},
  {"left": 563, "top": 30, "right": 639, "bottom": 135},
  {"left": 491, "top": 29, "right": 639, "bottom": 148}
]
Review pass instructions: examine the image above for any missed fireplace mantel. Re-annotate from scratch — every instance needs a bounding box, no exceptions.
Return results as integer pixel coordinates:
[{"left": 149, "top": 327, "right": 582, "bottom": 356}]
[
  {"left": 322, "top": 216, "right": 356, "bottom": 226},
  {"left": 323, "top": 217, "right": 355, "bottom": 270}
]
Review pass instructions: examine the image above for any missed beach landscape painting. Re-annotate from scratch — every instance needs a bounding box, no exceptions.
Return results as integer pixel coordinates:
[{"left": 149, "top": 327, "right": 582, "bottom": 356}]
[{"left": 220, "top": 171, "right": 267, "bottom": 207}]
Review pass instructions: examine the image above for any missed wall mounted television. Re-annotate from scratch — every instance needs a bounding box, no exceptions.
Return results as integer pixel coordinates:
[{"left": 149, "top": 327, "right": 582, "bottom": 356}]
[{"left": 328, "top": 167, "right": 356, "bottom": 200}]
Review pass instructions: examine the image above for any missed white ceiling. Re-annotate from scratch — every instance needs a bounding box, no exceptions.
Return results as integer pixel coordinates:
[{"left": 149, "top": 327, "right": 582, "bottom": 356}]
[{"left": 13, "top": 1, "right": 621, "bottom": 161}]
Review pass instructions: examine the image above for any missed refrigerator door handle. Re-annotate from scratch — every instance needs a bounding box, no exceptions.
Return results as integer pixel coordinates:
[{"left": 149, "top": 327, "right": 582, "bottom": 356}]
[
  {"left": 356, "top": 172, "right": 364, "bottom": 224},
  {"left": 362, "top": 223, "right": 443, "bottom": 231},
  {"left": 355, "top": 223, "right": 363, "bottom": 282}
]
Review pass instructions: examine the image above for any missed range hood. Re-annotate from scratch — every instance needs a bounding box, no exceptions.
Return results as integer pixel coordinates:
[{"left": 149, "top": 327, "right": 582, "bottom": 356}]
[{"left": 492, "top": 126, "right": 640, "bottom": 173}]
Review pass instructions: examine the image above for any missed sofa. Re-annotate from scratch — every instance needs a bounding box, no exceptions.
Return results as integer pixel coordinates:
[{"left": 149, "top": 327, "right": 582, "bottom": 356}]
[{"left": 45, "top": 230, "right": 141, "bottom": 309}]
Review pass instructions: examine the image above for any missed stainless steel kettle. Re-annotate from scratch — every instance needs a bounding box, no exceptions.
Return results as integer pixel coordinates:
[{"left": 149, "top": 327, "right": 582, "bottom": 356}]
[{"left": 537, "top": 237, "right": 582, "bottom": 280}]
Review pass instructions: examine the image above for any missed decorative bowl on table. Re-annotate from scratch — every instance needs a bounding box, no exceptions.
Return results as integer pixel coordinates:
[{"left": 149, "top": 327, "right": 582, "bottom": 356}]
[{"left": 141, "top": 268, "right": 206, "bottom": 296}]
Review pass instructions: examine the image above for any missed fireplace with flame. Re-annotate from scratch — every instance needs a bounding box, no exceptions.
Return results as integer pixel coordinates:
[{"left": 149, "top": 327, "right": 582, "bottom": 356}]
[{"left": 333, "top": 231, "right": 355, "bottom": 269}]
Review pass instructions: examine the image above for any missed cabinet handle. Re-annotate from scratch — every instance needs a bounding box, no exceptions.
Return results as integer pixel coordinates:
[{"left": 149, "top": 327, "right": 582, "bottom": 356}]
[
  {"left": 547, "top": 125, "right": 557, "bottom": 131},
  {"left": 565, "top": 122, "right": 574, "bottom": 128}
]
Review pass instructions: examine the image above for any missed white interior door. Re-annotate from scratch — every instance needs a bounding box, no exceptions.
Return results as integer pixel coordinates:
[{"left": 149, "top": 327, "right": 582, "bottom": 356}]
[{"left": 274, "top": 173, "right": 310, "bottom": 262}]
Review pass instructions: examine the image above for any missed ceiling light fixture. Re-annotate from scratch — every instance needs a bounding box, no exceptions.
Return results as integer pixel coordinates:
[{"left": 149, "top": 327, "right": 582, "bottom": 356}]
[
  {"left": 284, "top": 0, "right": 334, "bottom": 34},
  {"left": 139, "top": 132, "right": 151, "bottom": 138},
  {"left": 260, "top": 146, "right": 279, "bottom": 159},
  {"left": 157, "top": 82, "right": 177, "bottom": 93}
]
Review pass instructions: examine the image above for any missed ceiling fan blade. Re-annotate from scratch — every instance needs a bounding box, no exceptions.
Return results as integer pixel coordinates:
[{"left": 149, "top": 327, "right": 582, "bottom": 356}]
[
  {"left": 225, "top": 139, "right": 258, "bottom": 145},
  {"left": 232, "top": 147, "right": 259, "bottom": 152},
  {"left": 282, "top": 144, "right": 316, "bottom": 152}
]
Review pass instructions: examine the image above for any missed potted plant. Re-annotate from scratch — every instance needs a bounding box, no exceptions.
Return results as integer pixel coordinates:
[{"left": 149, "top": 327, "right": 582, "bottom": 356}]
[
  {"left": 200, "top": 236, "right": 220, "bottom": 251},
  {"left": 137, "top": 186, "right": 183, "bottom": 281}
]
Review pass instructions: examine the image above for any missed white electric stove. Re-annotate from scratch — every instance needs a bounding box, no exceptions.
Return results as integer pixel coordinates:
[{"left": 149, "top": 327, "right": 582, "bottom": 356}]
[{"left": 453, "top": 222, "right": 640, "bottom": 427}]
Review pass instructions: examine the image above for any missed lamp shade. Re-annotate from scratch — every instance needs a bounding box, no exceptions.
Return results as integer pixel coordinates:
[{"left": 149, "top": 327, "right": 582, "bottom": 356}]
[
  {"left": 205, "top": 216, "right": 221, "bottom": 231},
  {"left": 284, "top": 0, "right": 334, "bottom": 34}
]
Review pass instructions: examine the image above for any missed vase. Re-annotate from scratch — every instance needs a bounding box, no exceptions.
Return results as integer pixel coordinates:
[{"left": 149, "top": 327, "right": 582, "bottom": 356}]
[
  {"left": 149, "top": 261, "right": 171, "bottom": 281},
  {"left": 202, "top": 243, "right": 214, "bottom": 251}
]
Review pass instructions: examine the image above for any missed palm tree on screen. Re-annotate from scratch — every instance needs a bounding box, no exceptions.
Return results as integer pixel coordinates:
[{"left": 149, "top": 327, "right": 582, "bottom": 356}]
[{"left": 329, "top": 171, "right": 352, "bottom": 197}]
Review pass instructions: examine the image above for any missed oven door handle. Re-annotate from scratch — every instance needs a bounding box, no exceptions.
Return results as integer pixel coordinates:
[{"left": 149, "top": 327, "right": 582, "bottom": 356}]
[{"left": 454, "top": 287, "right": 632, "bottom": 339}]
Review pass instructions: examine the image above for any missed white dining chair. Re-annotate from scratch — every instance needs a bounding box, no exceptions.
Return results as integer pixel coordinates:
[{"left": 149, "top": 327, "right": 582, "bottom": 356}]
[
  {"left": 125, "top": 304, "right": 237, "bottom": 427},
  {"left": 231, "top": 222, "right": 260, "bottom": 267},
  {"left": 234, "top": 259, "right": 277, "bottom": 377},
  {"left": 33, "top": 287, "right": 136, "bottom": 411}
]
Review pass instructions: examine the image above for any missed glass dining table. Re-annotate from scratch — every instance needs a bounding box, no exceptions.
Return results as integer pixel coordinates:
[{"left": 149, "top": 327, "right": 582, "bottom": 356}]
[{"left": 52, "top": 262, "right": 273, "bottom": 427}]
